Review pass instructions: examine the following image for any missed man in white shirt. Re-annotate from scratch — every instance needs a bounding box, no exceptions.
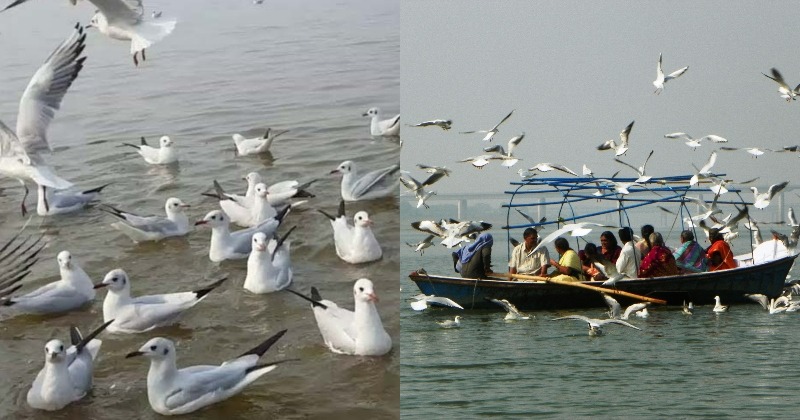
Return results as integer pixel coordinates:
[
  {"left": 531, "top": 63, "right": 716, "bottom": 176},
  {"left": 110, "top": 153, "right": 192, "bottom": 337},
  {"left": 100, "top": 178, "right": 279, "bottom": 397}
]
[
  {"left": 616, "top": 227, "right": 641, "bottom": 279},
  {"left": 509, "top": 228, "right": 550, "bottom": 276}
]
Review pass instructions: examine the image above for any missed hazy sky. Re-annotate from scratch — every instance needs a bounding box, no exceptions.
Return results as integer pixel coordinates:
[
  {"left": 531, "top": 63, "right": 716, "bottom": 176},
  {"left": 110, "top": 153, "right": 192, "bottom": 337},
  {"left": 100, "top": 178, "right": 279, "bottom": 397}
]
[{"left": 401, "top": 1, "right": 800, "bottom": 197}]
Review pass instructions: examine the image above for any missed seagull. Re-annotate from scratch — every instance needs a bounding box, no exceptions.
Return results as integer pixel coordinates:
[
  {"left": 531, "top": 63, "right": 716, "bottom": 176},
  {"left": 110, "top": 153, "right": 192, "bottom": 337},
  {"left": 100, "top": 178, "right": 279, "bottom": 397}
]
[
  {"left": 400, "top": 172, "right": 442, "bottom": 209},
  {"left": 416, "top": 164, "right": 452, "bottom": 179},
  {"left": 410, "top": 294, "right": 464, "bottom": 311},
  {"left": 527, "top": 162, "right": 578, "bottom": 176},
  {"left": 1, "top": 251, "right": 94, "bottom": 315},
  {"left": 440, "top": 219, "right": 493, "bottom": 248},
  {"left": 690, "top": 151, "right": 717, "bottom": 186},
  {"left": 596, "top": 261, "right": 624, "bottom": 285},
  {"left": 459, "top": 109, "right": 514, "bottom": 142},
  {"left": 486, "top": 298, "right": 530, "bottom": 320},
  {"left": 330, "top": 160, "right": 399, "bottom": 201},
  {"left": 99, "top": 197, "right": 191, "bottom": 243},
  {"left": 232, "top": 128, "right": 289, "bottom": 156},
  {"left": 410, "top": 219, "right": 449, "bottom": 238},
  {"left": 762, "top": 68, "right": 800, "bottom": 101},
  {"left": 682, "top": 300, "right": 694, "bottom": 315},
  {"left": 621, "top": 302, "right": 651, "bottom": 320},
  {"left": 0, "top": 25, "right": 86, "bottom": 216},
  {"left": 363, "top": 107, "right": 399, "bottom": 137},
  {"left": 602, "top": 294, "right": 622, "bottom": 319},
  {"left": 121, "top": 136, "right": 177, "bottom": 164},
  {"left": 458, "top": 154, "right": 497, "bottom": 169},
  {"left": 527, "top": 222, "right": 613, "bottom": 257},
  {"left": 86, "top": 0, "right": 177, "bottom": 66},
  {"left": 751, "top": 181, "right": 788, "bottom": 209},
  {"left": 518, "top": 168, "right": 537, "bottom": 179},
  {"left": 597, "top": 121, "right": 634, "bottom": 156},
  {"left": 286, "top": 278, "right": 392, "bottom": 356},
  {"left": 744, "top": 293, "right": 769, "bottom": 310},
  {"left": 614, "top": 150, "right": 654, "bottom": 183},
  {"left": 244, "top": 229, "right": 295, "bottom": 294},
  {"left": 318, "top": 200, "right": 382, "bottom": 264},
  {"left": 406, "top": 234, "right": 435, "bottom": 255},
  {"left": 409, "top": 119, "right": 452, "bottom": 130},
  {"left": 653, "top": 53, "right": 689, "bottom": 94},
  {"left": 26, "top": 320, "right": 113, "bottom": 411},
  {"left": 514, "top": 209, "right": 546, "bottom": 230},
  {"left": 36, "top": 183, "right": 110, "bottom": 216},
  {"left": 94, "top": 269, "right": 226, "bottom": 333},
  {"left": 552, "top": 315, "right": 641, "bottom": 336},
  {"left": 483, "top": 132, "right": 524, "bottom": 167},
  {"left": 436, "top": 316, "right": 462, "bottom": 328},
  {"left": 151, "top": 10, "right": 161, "bottom": 18},
  {"left": 712, "top": 295, "right": 728, "bottom": 313},
  {"left": 0, "top": 230, "right": 47, "bottom": 300},
  {"left": 203, "top": 179, "right": 300, "bottom": 228},
  {"left": 719, "top": 146, "right": 766, "bottom": 158},
  {"left": 126, "top": 330, "right": 288, "bottom": 415},
  {"left": 664, "top": 133, "right": 728, "bottom": 150},
  {"left": 195, "top": 209, "right": 287, "bottom": 262},
  {"left": 684, "top": 195, "right": 722, "bottom": 222}
]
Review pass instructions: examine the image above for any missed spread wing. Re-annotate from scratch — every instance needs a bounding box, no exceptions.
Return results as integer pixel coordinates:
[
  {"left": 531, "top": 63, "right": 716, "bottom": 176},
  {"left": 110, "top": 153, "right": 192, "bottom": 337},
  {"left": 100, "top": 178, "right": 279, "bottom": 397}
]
[
  {"left": 87, "top": 0, "right": 144, "bottom": 24},
  {"left": 0, "top": 120, "right": 28, "bottom": 160}
]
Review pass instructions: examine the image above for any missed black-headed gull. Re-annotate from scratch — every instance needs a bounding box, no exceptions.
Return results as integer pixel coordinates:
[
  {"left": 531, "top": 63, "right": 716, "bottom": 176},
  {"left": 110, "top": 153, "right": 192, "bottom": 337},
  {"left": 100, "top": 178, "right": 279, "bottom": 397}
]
[
  {"left": 690, "top": 151, "right": 717, "bottom": 186},
  {"left": 415, "top": 164, "right": 452, "bottom": 179},
  {"left": 405, "top": 234, "right": 435, "bottom": 255},
  {"left": 621, "top": 302, "right": 651, "bottom": 320},
  {"left": 36, "top": 183, "right": 110, "bottom": 216},
  {"left": 440, "top": 219, "right": 492, "bottom": 248},
  {"left": 86, "top": 0, "right": 177, "bottom": 66},
  {"left": 653, "top": 53, "right": 689, "bottom": 94},
  {"left": 664, "top": 132, "right": 727, "bottom": 150},
  {"left": 614, "top": 150, "right": 654, "bottom": 183},
  {"left": 26, "top": 320, "right": 113, "bottom": 411},
  {"left": 527, "top": 162, "right": 578, "bottom": 176},
  {"left": 458, "top": 153, "right": 497, "bottom": 169},
  {"left": 682, "top": 300, "right": 694, "bottom": 315},
  {"left": 318, "top": 200, "right": 382, "bottom": 264},
  {"left": 0, "top": 25, "right": 86, "bottom": 216},
  {"left": 410, "top": 293, "right": 463, "bottom": 310},
  {"left": 94, "top": 268, "right": 227, "bottom": 333},
  {"left": 195, "top": 208, "right": 287, "bottom": 262},
  {"left": 712, "top": 295, "right": 728, "bottom": 312},
  {"left": 751, "top": 181, "right": 788, "bottom": 209},
  {"left": 410, "top": 219, "right": 448, "bottom": 238},
  {"left": 409, "top": 119, "right": 452, "bottom": 130},
  {"left": 436, "top": 316, "right": 462, "bottom": 328},
  {"left": 719, "top": 146, "right": 767, "bottom": 158},
  {"left": 125, "top": 330, "right": 288, "bottom": 415},
  {"left": 0, "top": 231, "right": 47, "bottom": 299},
  {"left": 244, "top": 228, "right": 295, "bottom": 294},
  {"left": 762, "top": 68, "right": 800, "bottom": 101},
  {"left": 363, "top": 107, "right": 399, "bottom": 137},
  {"left": 459, "top": 109, "right": 514, "bottom": 142},
  {"left": 527, "top": 222, "right": 613, "bottom": 257},
  {"left": 151, "top": 10, "right": 161, "bottom": 18},
  {"left": 486, "top": 298, "right": 530, "bottom": 320},
  {"left": 330, "top": 160, "right": 399, "bottom": 201},
  {"left": 122, "top": 136, "right": 177, "bottom": 164},
  {"left": 552, "top": 315, "right": 641, "bottom": 336},
  {"left": 400, "top": 172, "right": 440, "bottom": 209},
  {"left": 1, "top": 251, "right": 94, "bottom": 314},
  {"left": 99, "top": 197, "right": 191, "bottom": 242},
  {"left": 232, "top": 128, "right": 289, "bottom": 156},
  {"left": 597, "top": 121, "right": 634, "bottom": 156},
  {"left": 287, "top": 278, "right": 392, "bottom": 356}
]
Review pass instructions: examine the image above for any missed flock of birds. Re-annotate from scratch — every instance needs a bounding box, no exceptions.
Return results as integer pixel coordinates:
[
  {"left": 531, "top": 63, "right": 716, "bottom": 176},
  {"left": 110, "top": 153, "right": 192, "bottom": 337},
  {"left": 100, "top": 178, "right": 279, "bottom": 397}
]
[{"left": 0, "top": 0, "right": 400, "bottom": 415}]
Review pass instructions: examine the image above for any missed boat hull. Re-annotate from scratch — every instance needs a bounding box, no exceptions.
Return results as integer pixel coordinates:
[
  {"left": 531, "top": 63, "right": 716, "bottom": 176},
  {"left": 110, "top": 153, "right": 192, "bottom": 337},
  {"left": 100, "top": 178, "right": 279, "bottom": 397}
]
[{"left": 409, "top": 255, "right": 796, "bottom": 310}]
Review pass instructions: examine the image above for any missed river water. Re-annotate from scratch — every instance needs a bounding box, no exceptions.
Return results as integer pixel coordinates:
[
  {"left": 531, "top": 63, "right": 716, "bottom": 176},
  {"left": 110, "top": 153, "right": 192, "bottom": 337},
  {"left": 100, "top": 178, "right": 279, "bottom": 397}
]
[
  {"left": 0, "top": 0, "right": 399, "bottom": 418},
  {"left": 400, "top": 199, "right": 800, "bottom": 418}
]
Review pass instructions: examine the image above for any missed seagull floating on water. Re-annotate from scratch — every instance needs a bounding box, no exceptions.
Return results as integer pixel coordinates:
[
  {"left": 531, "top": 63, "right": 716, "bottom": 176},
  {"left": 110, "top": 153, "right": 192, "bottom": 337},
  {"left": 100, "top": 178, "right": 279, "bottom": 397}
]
[
  {"left": 713, "top": 295, "right": 728, "bottom": 313},
  {"left": 122, "top": 136, "right": 177, "bottom": 164},
  {"left": 318, "top": 200, "right": 382, "bottom": 264},
  {"left": 437, "top": 316, "right": 462, "bottom": 328},
  {"left": 363, "top": 107, "right": 399, "bottom": 137},
  {"left": 36, "top": 183, "right": 110, "bottom": 216},
  {"left": 100, "top": 197, "right": 191, "bottom": 243},
  {"left": 331, "top": 160, "right": 399, "bottom": 201},
  {"left": 195, "top": 208, "right": 287, "bottom": 262},
  {"left": 552, "top": 315, "right": 641, "bottom": 336},
  {"left": 232, "top": 128, "right": 289, "bottom": 156},
  {"left": 653, "top": 53, "right": 689, "bottom": 94},
  {"left": 244, "top": 229, "right": 295, "bottom": 294}
]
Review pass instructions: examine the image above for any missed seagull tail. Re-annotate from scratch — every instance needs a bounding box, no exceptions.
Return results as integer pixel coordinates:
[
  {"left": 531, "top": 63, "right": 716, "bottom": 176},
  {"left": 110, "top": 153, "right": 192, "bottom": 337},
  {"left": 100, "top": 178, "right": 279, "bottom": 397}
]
[
  {"left": 284, "top": 287, "right": 327, "bottom": 309},
  {"left": 193, "top": 276, "right": 228, "bottom": 300},
  {"left": 238, "top": 329, "right": 287, "bottom": 358},
  {"left": 130, "top": 19, "right": 177, "bottom": 54}
]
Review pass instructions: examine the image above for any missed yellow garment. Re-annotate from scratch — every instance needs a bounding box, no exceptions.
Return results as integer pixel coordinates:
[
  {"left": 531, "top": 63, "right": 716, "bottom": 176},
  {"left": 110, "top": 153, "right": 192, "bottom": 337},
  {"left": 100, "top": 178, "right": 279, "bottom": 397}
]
[{"left": 551, "top": 249, "right": 584, "bottom": 282}]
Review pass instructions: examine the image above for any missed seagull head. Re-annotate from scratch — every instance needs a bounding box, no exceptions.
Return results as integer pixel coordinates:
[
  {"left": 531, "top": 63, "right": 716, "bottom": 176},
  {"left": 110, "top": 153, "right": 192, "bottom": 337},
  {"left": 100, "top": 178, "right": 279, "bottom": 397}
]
[
  {"left": 159, "top": 136, "right": 173, "bottom": 148},
  {"left": 57, "top": 250, "right": 74, "bottom": 270},
  {"left": 354, "top": 211, "right": 373, "bottom": 228},
  {"left": 362, "top": 107, "right": 379, "bottom": 118},
  {"left": 244, "top": 172, "right": 263, "bottom": 186},
  {"left": 44, "top": 340, "right": 67, "bottom": 363},
  {"left": 195, "top": 210, "right": 227, "bottom": 227},
  {"left": 165, "top": 197, "right": 190, "bottom": 215},
  {"left": 87, "top": 11, "right": 106, "bottom": 29},
  {"left": 255, "top": 183, "right": 269, "bottom": 198},
  {"left": 331, "top": 160, "right": 354, "bottom": 176},
  {"left": 454, "top": 316, "right": 462, "bottom": 322},
  {"left": 95, "top": 268, "right": 129, "bottom": 292},
  {"left": 252, "top": 232, "right": 268, "bottom": 252},
  {"left": 353, "top": 278, "right": 379, "bottom": 303},
  {"left": 126, "top": 337, "right": 176, "bottom": 361}
]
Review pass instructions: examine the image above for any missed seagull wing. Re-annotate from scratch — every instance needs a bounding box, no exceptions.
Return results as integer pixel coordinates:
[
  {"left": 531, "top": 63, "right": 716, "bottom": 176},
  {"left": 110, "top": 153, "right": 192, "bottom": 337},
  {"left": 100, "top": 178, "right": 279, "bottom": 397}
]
[
  {"left": 490, "top": 109, "right": 515, "bottom": 131},
  {"left": 699, "top": 151, "right": 717, "bottom": 174},
  {"left": 619, "top": 121, "right": 634, "bottom": 148},
  {"left": 655, "top": 53, "right": 664, "bottom": 81},
  {"left": 0, "top": 120, "right": 28, "bottom": 160},
  {"left": 599, "top": 318, "right": 642, "bottom": 330},
  {"left": 15, "top": 25, "right": 86, "bottom": 154},
  {"left": 514, "top": 208, "right": 537, "bottom": 224},
  {"left": 622, "top": 302, "right": 648, "bottom": 319},
  {"left": 420, "top": 171, "right": 446, "bottom": 187},
  {"left": 665, "top": 66, "right": 689, "bottom": 81},
  {"left": 613, "top": 158, "right": 641, "bottom": 176},
  {"left": 87, "top": 0, "right": 144, "bottom": 24},
  {"left": 767, "top": 181, "right": 789, "bottom": 199},
  {"left": 399, "top": 176, "right": 422, "bottom": 192},
  {"left": 700, "top": 135, "right": 727, "bottom": 143},
  {"left": 425, "top": 296, "right": 464, "bottom": 309},
  {"left": 664, "top": 132, "right": 691, "bottom": 140},
  {"left": 602, "top": 293, "right": 621, "bottom": 319}
]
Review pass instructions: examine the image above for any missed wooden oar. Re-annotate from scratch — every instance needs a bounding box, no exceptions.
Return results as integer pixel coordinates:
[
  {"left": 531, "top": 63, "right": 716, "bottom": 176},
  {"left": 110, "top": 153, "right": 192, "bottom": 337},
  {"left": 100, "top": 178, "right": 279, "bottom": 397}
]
[{"left": 490, "top": 272, "right": 667, "bottom": 305}]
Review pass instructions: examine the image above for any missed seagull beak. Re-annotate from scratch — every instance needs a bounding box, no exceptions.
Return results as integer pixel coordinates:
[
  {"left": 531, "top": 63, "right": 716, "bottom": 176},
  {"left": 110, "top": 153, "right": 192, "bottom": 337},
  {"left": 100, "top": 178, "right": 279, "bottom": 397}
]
[
  {"left": 255, "top": 244, "right": 266, "bottom": 252},
  {"left": 125, "top": 351, "right": 144, "bottom": 359},
  {"left": 93, "top": 282, "right": 109, "bottom": 289},
  {"left": 50, "top": 352, "right": 59, "bottom": 361},
  {"left": 194, "top": 220, "right": 208, "bottom": 226},
  {"left": 367, "top": 292, "right": 379, "bottom": 302},
  {"left": 329, "top": 169, "right": 340, "bottom": 175},
  {"left": 362, "top": 112, "right": 369, "bottom": 117},
  {"left": 179, "top": 204, "right": 191, "bottom": 208}
]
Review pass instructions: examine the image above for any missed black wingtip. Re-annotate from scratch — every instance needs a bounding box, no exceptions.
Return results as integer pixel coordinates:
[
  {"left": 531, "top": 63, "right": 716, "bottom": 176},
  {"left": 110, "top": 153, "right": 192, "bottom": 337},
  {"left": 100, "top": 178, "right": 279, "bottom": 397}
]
[
  {"left": 140, "top": 136, "right": 148, "bottom": 146},
  {"left": 285, "top": 288, "right": 327, "bottom": 309},
  {"left": 275, "top": 205, "right": 291, "bottom": 224},
  {"left": 238, "top": 329, "right": 287, "bottom": 359},
  {"left": 337, "top": 199, "right": 345, "bottom": 218},
  {"left": 75, "top": 319, "right": 114, "bottom": 354},
  {"left": 244, "top": 358, "right": 299, "bottom": 374},
  {"left": 194, "top": 276, "right": 228, "bottom": 299},
  {"left": 70, "top": 326, "right": 83, "bottom": 346},
  {"left": 317, "top": 208, "right": 336, "bottom": 221},
  {"left": 310, "top": 287, "right": 322, "bottom": 302},
  {"left": 121, "top": 143, "right": 141, "bottom": 150},
  {"left": 83, "top": 183, "right": 112, "bottom": 195}
]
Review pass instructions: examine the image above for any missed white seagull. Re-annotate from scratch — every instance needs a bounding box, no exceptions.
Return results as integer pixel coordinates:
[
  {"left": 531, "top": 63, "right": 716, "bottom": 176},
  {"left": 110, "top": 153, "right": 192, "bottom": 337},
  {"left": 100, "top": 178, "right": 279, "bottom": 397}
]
[
  {"left": 1, "top": 251, "right": 94, "bottom": 314},
  {"left": 458, "top": 154, "right": 497, "bottom": 169},
  {"left": 122, "top": 136, "right": 177, "bottom": 164},
  {"left": 99, "top": 197, "right": 191, "bottom": 243},
  {"left": 0, "top": 25, "right": 86, "bottom": 216},
  {"left": 94, "top": 268, "right": 226, "bottom": 333},
  {"left": 409, "top": 119, "right": 452, "bottom": 130},
  {"left": 597, "top": 121, "right": 634, "bottom": 156},
  {"left": 27, "top": 320, "right": 113, "bottom": 411},
  {"left": 762, "top": 67, "right": 800, "bottom": 101},
  {"left": 318, "top": 200, "right": 382, "bottom": 264},
  {"left": 287, "top": 278, "right": 392, "bottom": 356},
  {"left": 690, "top": 151, "right": 717, "bottom": 186},
  {"left": 330, "top": 160, "right": 399, "bottom": 201},
  {"left": 409, "top": 294, "right": 464, "bottom": 311},
  {"left": 664, "top": 132, "right": 728, "bottom": 150},
  {"left": 406, "top": 234, "right": 435, "bottom": 255},
  {"left": 125, "top": 330, "right": 288, "bottom": 415},
  {"left": 751, "top": 181, "right": 788, "bottom": 209},
  {"left": 36, "top": 183, "right": 110, "bottom": 216},
  {"left": 621, "top": 302, "right": 651, "bottom": 320},
  {"left": 400, "top": 173, "right": 438, "bottom": 209},
  {"left": 436, "top": 316, "right": 462, "bottom": 328},
  {"left": 244, "top": 228, "right": 295, "bottom": 294},
  {"left": 232, "top": 128, "right": 289, "bottom": 156},
  {"left": 483, "top": 132, "right": 524, "bottom": 167},
  {"left": 527, "top": 162, "right": 578, "bottom": 176},
  {"left": 614, "top": 150, "right": 654, "bottom": 183},
  {"left": 719, "top": 146, "right": 766, "bottom": 158},
  {"left": 195, "top": 209, "right": 287, "bottom": 262},
  {"left": 86, "top": 0, "right": 177, "bottom": 66},
  {"left": 713, "top": 295, "right": 728, "bottom": 313},
  {"left": 459, "top": 109, "right": 514, "bottom": 142},
  {"left": 527, "top": 222, "right": 613, "bottom": 257},
  {"left": 363, "top": 107, "right": 399, "bottom": 137},
  {"left": 653, "top": 53, "right": 689, "bottom": 94},
  {"left": 552, "top": 315, "right": 641, "bottom": 336},
  {"left": 486, "top": 298, "right": 531, "bottom": 320}
]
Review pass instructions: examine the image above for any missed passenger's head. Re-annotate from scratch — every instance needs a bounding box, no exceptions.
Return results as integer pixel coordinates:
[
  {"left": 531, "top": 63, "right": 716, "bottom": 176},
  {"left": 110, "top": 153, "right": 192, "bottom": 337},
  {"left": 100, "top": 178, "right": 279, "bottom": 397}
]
[
  {"left": 618, "top": 227, "right": 633, "bottom": 243},
  {"left": 554, "top": 237, "right": 569, "bottom": 253},
  {"left": 680, "top": 230, "right": 694, "bottom": 243},
  {"left": 523, "top": 227, "right": 537, "bottom": 246},
  {"left": 600, "top": 231, "right": 618, "bottom": 249},
  {"left": 650, "top": 232, "right": 665, "bottom": 247},
  {"left": 641, "top": 224, "right": 655, "bottom": 245},
  {"left": 709, "top": 228, "right": 722, "bottom": 242},
  {"left": 583, "top": 242, "right": 599, "bottom": 258}
]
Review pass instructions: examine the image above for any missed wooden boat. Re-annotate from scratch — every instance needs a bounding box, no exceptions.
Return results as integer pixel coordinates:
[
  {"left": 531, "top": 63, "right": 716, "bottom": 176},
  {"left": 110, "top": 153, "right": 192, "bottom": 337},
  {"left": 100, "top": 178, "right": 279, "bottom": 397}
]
[{"left": 408, "top": 254, "right": 797, "bottom": 310}]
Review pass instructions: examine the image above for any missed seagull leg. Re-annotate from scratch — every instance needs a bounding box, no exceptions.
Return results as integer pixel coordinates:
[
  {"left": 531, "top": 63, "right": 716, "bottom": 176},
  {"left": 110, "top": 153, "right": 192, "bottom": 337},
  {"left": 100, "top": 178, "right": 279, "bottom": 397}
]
[
  {"left": 20, "top": 183, "right": 29, "bottom": 217},
  {"left": 43, "top": 186, "right": 49, "bottom": 213},
  {"left": 133, "top": 52, "right": 139, "bottom": 66},
  {"left": 141, "top": 48, "right": 146, "bottom": 62}
]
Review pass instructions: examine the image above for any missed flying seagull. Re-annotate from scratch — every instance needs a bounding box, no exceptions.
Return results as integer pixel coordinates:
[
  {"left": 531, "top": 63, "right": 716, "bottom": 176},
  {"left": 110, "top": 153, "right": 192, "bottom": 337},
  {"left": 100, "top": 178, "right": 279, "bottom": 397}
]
[
  {"left": 597, "top": 121, "right": 634, "bottom": 156},
  {"left": 459, "top": 109, "right": 514, "bottom": 142},
  {"left": 653, "top": 53, "right": 689, "bottom": 94}
]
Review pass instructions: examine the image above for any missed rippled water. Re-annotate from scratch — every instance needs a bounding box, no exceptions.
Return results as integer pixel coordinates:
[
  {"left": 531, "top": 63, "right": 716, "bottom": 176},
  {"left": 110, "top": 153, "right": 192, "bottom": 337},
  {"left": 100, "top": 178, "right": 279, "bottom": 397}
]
[
  {"left": 0, "top": 0, "right": 399, "bottom": 418},
  {"left": 401, "top": 206, "right": 800, "bottom": 418}
]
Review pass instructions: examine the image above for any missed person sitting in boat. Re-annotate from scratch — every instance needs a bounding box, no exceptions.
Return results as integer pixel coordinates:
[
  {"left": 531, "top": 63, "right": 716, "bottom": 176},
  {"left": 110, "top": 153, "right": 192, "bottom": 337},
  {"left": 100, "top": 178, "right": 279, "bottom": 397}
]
[
  {"left": 706, "top": 228, "right": 737, "bottom": 271},
  {"left": 616, "top": 227, "right": 642, "bottom": 279},
  {"left": 638, "top": 232, "right": 679, "bottom": 278},
  {"left": 580, "top": 242, "right": 611, "bottom": 281},
  {"left": 548, "top": 237, "right": 585, "bottom": 282},
  {"left": 452, "top": 232, "right": 494, "bottom": 279},
  {"left": 635, "top": 224, "right": 655, "bottom": 259},
  {"left": 673, "top": 230, "right": 707, "bottom": 273},
  {"left": 599, "top": 230, "right": 622, "bottom": 263},
  {"left": 509, "top": 228, "right": 550, "bottom": 276}
]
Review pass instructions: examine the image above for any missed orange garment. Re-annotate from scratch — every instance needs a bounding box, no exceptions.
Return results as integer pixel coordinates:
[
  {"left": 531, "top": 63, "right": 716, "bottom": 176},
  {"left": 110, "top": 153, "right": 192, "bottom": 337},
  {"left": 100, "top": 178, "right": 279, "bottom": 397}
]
[{"left": 706, "top": 239, "right": 736, "bottom": 271}]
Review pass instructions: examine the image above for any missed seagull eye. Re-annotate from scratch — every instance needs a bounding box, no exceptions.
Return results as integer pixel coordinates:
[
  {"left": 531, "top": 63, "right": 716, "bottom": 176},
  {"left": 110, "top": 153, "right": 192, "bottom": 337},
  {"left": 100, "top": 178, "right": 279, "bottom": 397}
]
[
  {"left": 112, "top": 277, "right": 118, "bottom": 282},
  {"left": 59, "top": 345, "right": 63, "bottom": 351},
  {"left": 163, "top": 348, "right": 169, "bottom": 355},
  {"left": 150, "top": 345, "right": 157, "bottom": 351},
  {"left": 359, "top": 287, "right": 364, "bottom": 292}
]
